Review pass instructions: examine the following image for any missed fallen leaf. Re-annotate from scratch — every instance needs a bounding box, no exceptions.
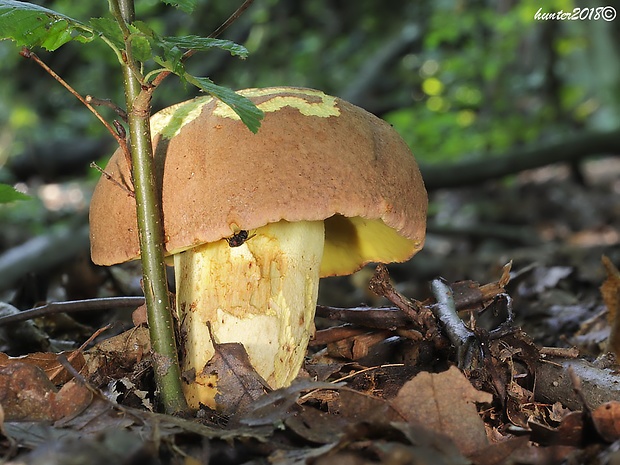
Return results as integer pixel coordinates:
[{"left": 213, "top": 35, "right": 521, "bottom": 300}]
[
  {"left": 390, "top": 366, "right": 492, "bottom": 456},
  {"left": 0, "top": 351, "right": 85, "bottom": 384},
  {"left": 467, "top": 436, "right": 530, "bottom": 465},
  {"left": 270, "top": 443, "right": 337, "bottom": 465},
  {"left": 0, "top": 362, "right": 91, "bottom": 421},
  {"left": 83, "top": 326, "right": 151, "bottom": 381},
  {"left": 592, "top": 401, "right": 620, "bottom": 442},
  {"left": 241, "top": 379, "right": 342, "bottom": 427},
  {"left": 131, "top": 303, "right": 148, "bottom": 326},
  {"left": 207, "top": 341, "right": 270, "bottom": 418},
  {"left": 528, "top": 411, "right": 584, "bottom": 446},
  {"left": 518, "top": 266, "right": 573, "bottom": 297},
  {"left": 284, "top": 387, "right": 394, "bottom": 445},
  {"left": 7, "top": 426, "right": 151, "bottom": 465},
  {"left": 327, "top": 388, "right": 393, "bottom": 422},
  {"left": 337, "top": 421, "right": 469, "bottom": 465},
  {"left": 285, "top": 405, "right": 349, "bottom": 445},
  {"left": 53, "top": 380, "right": 94, "bottom": 421},
  {"left": 601, "top": 256, "right": 620, "bottom": 357}
]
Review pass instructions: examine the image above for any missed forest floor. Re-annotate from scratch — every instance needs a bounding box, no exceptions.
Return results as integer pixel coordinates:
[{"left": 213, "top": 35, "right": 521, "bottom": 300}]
[{"left": 0, "top": 156, "right": 619, "bottom": 465}]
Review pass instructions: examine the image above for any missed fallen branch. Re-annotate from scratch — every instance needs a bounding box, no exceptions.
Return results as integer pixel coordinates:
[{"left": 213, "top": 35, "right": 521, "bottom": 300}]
[
  {"left": 429, "top": 278, "right": 476, "bottom": 367},
  {"left": 0, "top": 222, "right": 89, "bottom": 293},
  {"left": 0, "top": 297, "right": 145, "bottom": 326},
  {"left": 421, "top": 130, "right": 620, "bottom": 190},
  {"left": 316, "top": 305, "right": 409, "bottom": 330}
]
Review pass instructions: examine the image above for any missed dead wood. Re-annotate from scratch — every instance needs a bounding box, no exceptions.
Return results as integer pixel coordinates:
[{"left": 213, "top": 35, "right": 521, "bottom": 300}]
[
  {"left": 0, "top": 222, "right": 89, "bottom": 293},
  {"left": 421, "top": 129, "right": 620, "bottom": 190}
]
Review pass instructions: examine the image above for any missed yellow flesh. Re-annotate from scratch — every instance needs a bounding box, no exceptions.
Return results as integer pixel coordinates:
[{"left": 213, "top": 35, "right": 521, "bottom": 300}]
[{"left": 174, "top": 220, "right": 325, "bottom": 409}]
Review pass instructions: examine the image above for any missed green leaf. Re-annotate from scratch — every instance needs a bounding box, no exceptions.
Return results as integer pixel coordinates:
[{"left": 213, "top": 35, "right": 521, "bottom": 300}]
[
  {"left": 160, "top": 0, "right": 197, "bottom": 14},
  {"left": 135, "top": 21, "right": 248, "bottom": 72},
  {"left": 0, "top": 184, "right": 30, "bottom": 203},
  {"left": 185, "top": 75, "right": 264, "bottom": 133},
  {"left": 159, "top": 36, "right": 248, "bottom": 58},
  {"left": 129, "top": 30, "right": 152, "bottom": 62},
  {"left": 90, "top": 18, "right": 151, "bottom": 62},
  {"left": 0, "top": 0, "right": 94, "bottom": 51},
  {"left": 90, "top": 17, "right": 123, "bottom": 49}
]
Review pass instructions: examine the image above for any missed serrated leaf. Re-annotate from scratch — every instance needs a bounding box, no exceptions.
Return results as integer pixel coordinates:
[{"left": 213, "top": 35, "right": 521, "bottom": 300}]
[
  {"left": 90, "top": 18, "right": 152, "bottom": 62},
  {"left": 0, "top": 0, "right": 94, "bottom": 51},
  {"left": 90, "top": 17, "right": 123, "bottom": 49},
  {"left": 152, "top": 48, "right": 185, "bottom": 76},
  {"left": 160, "top": 0, "right": 196, "bottom": 14},
  {"left": 160, "top": 36, "right": 248, "bottom": 58},
  {"left": 0, "top": 184, "right": 30, "bottom": 203},
  {"left": 129, "top": 31, "right": 152, "bottom": 62},
  {"left": 140, "top": 24, "right": 248, "bottom": 76},
  {"left": 185, "top": 75, "right": 263, "bottom": 133}
]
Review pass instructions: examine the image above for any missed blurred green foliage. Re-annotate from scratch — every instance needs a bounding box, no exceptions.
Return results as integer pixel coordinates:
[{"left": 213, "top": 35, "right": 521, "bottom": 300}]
[
  {"left": 0, "top": 0, "right": 618, "bottom": 209},
  {"left": 1, "top": 0, "right": 618, "bottom": 168},
  {"left": 385, "top": 0, "right": 620, "bottom": 161}
]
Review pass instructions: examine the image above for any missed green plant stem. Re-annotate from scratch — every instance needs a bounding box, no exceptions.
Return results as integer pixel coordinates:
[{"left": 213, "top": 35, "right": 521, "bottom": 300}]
[{"left": 113, "top": 0, "right": 187, "bottom": 415}]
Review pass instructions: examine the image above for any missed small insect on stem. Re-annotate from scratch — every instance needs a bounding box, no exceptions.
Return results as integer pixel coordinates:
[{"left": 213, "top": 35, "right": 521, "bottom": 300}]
[{"left": 226, "top": 230, "right": 255, "bottom": 247}]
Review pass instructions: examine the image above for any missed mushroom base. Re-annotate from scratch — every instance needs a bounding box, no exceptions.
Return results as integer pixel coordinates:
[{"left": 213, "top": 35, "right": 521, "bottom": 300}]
[{"left": 174, "top": 220, "right": 325, "bottom": 409}]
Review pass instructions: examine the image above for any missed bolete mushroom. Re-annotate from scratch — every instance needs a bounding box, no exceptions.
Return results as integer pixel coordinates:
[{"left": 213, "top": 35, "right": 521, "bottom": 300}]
[{"left": 89, "top": 87, "right": 427, "bottom": 409}]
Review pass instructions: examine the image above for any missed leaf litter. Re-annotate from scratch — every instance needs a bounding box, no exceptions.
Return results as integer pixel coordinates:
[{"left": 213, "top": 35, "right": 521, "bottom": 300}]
[{"left": 0, "top": 159, "right": 619, "bottom": 463}]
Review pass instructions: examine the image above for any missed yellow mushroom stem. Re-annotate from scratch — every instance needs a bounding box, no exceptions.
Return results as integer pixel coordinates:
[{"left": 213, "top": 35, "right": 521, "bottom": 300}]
[{"left": 174, "top": 220, "right": 325, "bottom": 409}]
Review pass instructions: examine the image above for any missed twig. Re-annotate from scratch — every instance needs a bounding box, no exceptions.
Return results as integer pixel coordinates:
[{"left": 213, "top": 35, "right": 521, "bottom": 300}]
[
  {"left": 310, "top": 325, "right": 378, "bottom": 346},
  {"left": 298, "top": 364, "right": 405, "bottom": 403},
  {"left": 150, "top": 0, "right": 255, "bottom": 89},
  {"left": 540, "top": 346, "right": 580, "bottom": 358},
  {"left": 368, "top": 264, "right": 425, "bottom": 325},
  {"left": 430, "top": 278, "right": 477, "bottom": 367},
  {"left": 368, "top": 265, "right": 447, "bottom": 351},
  {"left": 209, "top": 0, "right": 255, "bottom": 38},
  {"left": 48, "top": 324, "right": 112, "bottom": 383},
  {"left": 20, "top": 48, "right": 131, "bottom": 167},
  {"left": 85, "top": 95, "right": 128, "bottom": 121},
  {"left": 108, "top": 0, "right": 146, "bottom": 85},
  {"left": 0, "top": 297, "right": 145, "bottom": 326},
  {"left": 90, "top": 162, "right": 135, "bottom": 198},
  {"left": 316, "top": 305, "right": 409, "bottom": 329},
  {"left": 567, "top": 366, "right": 591, "bottom": 413}
]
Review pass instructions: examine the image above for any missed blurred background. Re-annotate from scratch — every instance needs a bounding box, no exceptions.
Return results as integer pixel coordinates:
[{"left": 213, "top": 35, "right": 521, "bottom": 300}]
[{"left": 0, "top": 0, "right": 618, "bottom": 338}]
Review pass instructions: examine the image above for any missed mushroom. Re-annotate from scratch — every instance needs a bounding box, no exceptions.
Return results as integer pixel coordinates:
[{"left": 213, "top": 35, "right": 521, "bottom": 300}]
[{"left": 89, "top": 87, "right": 427, "bottom": 409}]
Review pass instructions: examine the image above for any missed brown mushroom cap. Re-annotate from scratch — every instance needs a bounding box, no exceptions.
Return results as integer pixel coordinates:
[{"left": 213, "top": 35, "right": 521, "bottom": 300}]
[{"left": 89, "top": 87, "right": 427, "bottom": 276}]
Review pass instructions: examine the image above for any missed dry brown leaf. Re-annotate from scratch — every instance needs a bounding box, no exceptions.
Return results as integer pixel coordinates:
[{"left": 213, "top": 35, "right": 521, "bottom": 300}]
[
  {"left": 390, "top": 366, "right": 492, "bottom": 457},
  {"left": 83, "top": 326, "right": 151, "bottom": 379},
  {"left": 285, "top": 405, "right": 349, "bottom": 444},
  {"left": 601, "top": 256, "right": 620, "bottom": 356},
  {"left": 0, "top": 351, "right": 85, "bottom": 384},
  {"left": 592, "top": 401, "right": 620, "bottom": 442},
  {"left": 131, "top": 302, "right": 148, "bottom": 326},
  {"left": 326, "top": 388, "right": 393, "bottom": 422},
  {"left": 452, "top": 261, "right": 512, "bottom": 313},
  {"left": 467, "top": 436, "right": 529, "bottom": 465},
  {"left": 0, "top": 362, "right": 92, "bottom": 421},
  {"left": 528, "top": 411, "right": 584, "bottom": 447},
  {"left": 208, "top": 341, "right": 269, "bottom": 417}
]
